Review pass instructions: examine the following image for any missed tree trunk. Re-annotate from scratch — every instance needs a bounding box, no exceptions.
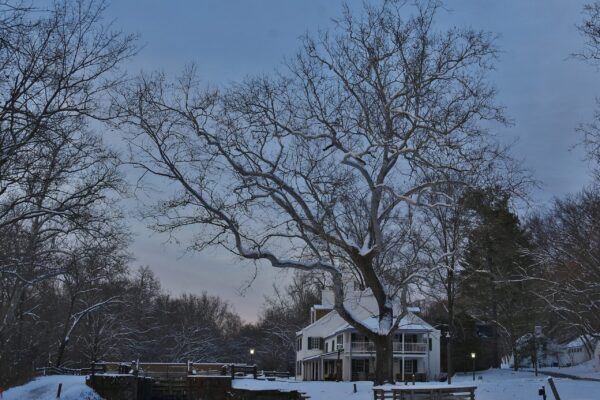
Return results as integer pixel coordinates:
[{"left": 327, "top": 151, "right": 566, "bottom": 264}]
[
  {"left": 56, "top": 296, "right": 76, "bottom": 367},
  {"left": 447, "top": 290, "right": 454, "bottom": 384},
  {"left": 374, "top": 334, "right": 394, "bottom": 384}
]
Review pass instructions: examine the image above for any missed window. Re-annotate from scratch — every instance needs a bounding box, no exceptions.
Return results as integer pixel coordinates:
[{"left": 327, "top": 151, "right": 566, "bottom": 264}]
[
  {"left": 297, "top": 336, "right": 302, "bottom": 351},
  {"left": 325, "top": 342, "right": 329, "bottom": 352},
  {"left": 429, "top": 338, "right": 432, "bottom": 351},
  {"left": 337, "top": 334, "right": 343, "bottom": 345},
  {"left": 308, "top": 337, "right": 324, "bottom": 350},
  {"left": 296, "top": 361, "right": 302, "bottom": 376}
]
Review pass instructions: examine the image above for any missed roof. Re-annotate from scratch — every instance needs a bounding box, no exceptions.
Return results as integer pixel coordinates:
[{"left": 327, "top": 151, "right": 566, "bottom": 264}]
[
  {"left": 330, "top": 312, "right": 434, "bottom": 337},
  {"left": 312, "top": 304, "right": 333, "bottom": 310},
  {"left": 562, "top": 335, "right": 596, "bottom": 348}
]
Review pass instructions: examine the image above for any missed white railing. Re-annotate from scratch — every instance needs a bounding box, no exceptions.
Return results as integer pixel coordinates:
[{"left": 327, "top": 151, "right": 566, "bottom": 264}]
[
  {"left": 393, "top": 342, "right": 427, "bottom": 353},
  {"left": 351, "top": 341, "right": 375, "bottom": 352},
  {"left": 351, "top": 341, "right": 427, "bottom": 353}
]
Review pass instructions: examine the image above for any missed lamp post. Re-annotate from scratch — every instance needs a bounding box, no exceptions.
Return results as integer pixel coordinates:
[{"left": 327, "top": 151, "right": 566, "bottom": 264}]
[
  {"left": 445, "top": 330, "right": 452, "bottom": 384},
  {"left": 249, "top": 348, "right": 255, "bottom": 365},
  {"left": 470, "top": 352, "right": 476, "bottom": 381}
]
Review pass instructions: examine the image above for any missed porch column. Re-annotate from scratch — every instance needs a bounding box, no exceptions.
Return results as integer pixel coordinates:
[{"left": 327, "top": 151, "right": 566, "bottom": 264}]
[
  {"left": 320, "top": 357, "right": 324, "bottom": 380},
  {"left": 426, "top": 331, "right": 430, "bottom": 380},
  {"left": 401, "top": 332, "right": 405, "bottom": 381},
  {"left": 343, "top": 355, "right": 351, "bottom": 381}
]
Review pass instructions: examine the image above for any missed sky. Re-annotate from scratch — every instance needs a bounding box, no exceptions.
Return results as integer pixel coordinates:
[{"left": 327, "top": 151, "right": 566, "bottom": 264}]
[{"left": 102, "top": 0, "right": 600, "bottom": 322}]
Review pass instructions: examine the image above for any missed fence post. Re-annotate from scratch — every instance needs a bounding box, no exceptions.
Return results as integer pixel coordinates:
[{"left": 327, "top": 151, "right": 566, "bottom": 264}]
[
  {"left": 231, "top": 364, "right": 235, "bottom": 380},
  {"left": 253, "top": 366, "right": 257, "bottom": 379},
  {"left": 56, "top": 383, "right": 62, "bottom": 399},
  {"left": 547, "top": 377, "right": 561, "bottom": 400}
]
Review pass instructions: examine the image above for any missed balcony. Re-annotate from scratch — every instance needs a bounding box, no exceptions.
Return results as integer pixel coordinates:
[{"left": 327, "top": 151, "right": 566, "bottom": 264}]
[
  {"left": 351, "top": 341, "right": 375, "bottom": 352},
  {"left": 393, "top": 342, "right": 427, "bottom": 353},
  {"left": 350, "top": 341, "right": 427, "bottom": 353}
]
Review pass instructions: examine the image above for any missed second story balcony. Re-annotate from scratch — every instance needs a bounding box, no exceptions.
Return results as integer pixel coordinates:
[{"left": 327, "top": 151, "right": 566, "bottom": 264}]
[{"left": 350, "top": 341, "right": 427, "bottom": 353}]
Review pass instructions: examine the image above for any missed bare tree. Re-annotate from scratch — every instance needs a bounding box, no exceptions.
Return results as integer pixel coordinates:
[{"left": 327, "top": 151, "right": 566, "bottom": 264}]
[
  {"left": 53, "top": 232, "right": 129, "bottom": 367},
  {"left": 0, "top": 0, "right": 135, "bottom": 382},
  {"left": 117, "top": 1, "right": 505, "bottom": 383},
  {"left": 528, "top": 188, "right": 600, "bottom": 340}
]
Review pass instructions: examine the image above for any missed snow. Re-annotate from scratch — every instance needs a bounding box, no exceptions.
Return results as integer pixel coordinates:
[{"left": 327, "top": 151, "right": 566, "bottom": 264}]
[
  {"left": 232, "top": 378, "right": 375, "bottom": 400},
  {"left": 233, "top": 369, "right": 600, "bottom": 400},
  {"left": 563, "top": 335, "right": 595, "bottom": 348},
  {"left": 534, "top": 359, "right": 600, "bottom": 380},
  {"left": 2, "top": 375, "right": 101, "bottom": 400},
  {"left": 312, "top": 304, "right": 333, "bottom": 310},
  {"left": 333, "top": 313, "right": 432, "bottom": 336},
  {"left": 463, "top": 369, "right": 600, "bottom": 400},
  {"left": 5, "top": 370, "right": 600, "bottom": 400}
]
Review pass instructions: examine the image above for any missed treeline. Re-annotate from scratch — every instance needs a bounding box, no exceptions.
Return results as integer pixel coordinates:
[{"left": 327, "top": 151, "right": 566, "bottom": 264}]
[
  {"left": 0, "top": 255, "right": 318, "bottom": 387},
  {"left": 420, "top": 186, "right": 600, "bottom": 374}
]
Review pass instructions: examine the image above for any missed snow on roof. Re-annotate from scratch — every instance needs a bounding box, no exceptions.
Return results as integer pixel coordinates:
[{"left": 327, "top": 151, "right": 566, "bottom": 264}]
[
  {"left": 331, "top": 312, "right": 433, "bottom": 336},
  {"left": 312, "top": 304, "right": 333, "bottom": 310},
  {"left": 562, "top": 335, "right": 596, "bottom": 348}
]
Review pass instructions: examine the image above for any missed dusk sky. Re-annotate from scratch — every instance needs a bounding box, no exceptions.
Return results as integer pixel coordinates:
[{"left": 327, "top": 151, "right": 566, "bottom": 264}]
[{"left": 103, "top": 1, "right": 600, "bottom": 321}]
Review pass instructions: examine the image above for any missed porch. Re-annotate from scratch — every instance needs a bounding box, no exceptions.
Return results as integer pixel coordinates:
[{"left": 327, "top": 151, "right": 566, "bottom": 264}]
[{"left": 302, "top": 356, "right": 429, "bottom": 382}]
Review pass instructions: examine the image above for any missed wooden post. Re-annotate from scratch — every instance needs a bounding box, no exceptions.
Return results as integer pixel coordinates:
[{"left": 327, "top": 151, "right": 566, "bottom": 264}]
[
  {"left": 253, "top": 365, "right": 257, "bottom": 379},
  {"left": 547, "top": 377, "right": 561, "bottom": 400},
  {"left": 230, "top": 364, "right": 235, "bottom": 380},
  {"left": 56, "top": 383, "right": 62, "bottom": 399},
  {"left": 91, "top": 361, "right": 95, "bottom": 377}
]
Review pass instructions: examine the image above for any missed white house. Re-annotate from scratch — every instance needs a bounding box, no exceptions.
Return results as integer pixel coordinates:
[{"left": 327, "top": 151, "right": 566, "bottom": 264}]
[
  {"left": 295, "top": 290, "right": 441, "bottom": 382},
  {"left": 558, "top": 335, "right": 597, "bottom": 367}
]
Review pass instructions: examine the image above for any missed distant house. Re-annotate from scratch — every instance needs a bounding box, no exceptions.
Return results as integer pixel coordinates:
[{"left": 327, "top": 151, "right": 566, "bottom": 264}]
[
  {"left": 558, "top": 335, "right": 597, "bottom": 367},
  {"left": 513, "top": 331, "right": 597, "bottom": 369},
  {"left": 295, "top": 290, "right": 441, "bottom": 382}
]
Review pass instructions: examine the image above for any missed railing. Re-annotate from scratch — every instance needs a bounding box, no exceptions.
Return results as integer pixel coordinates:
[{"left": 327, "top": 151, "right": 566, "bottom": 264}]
[
  {"left": 351, "top": 341, "right": 375, "bottom": 352},
  {"left": 393, "top": 342, "right": 427, "bottom": 353},
  {"left": 350, "top": 341, "right": 427, "bottom": 353}
]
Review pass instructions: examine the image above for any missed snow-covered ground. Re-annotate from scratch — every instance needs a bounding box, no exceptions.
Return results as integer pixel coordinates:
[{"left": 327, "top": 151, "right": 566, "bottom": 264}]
[
  {"left": 5, "top": 369, "right": 600, "bottom": 400},
  {"left": 233, "top": 369, "right": 600, "bottom": 400},
  {"left": 2, "top": 375, "right": 101, "bottom": 400},
  {"left": 535, "top": 359, "right": 600, "bottom": 380}
]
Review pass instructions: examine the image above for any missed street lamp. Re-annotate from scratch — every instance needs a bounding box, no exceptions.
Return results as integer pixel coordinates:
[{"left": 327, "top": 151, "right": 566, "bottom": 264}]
[
  {"left": 445, "top": 330, "right": 452, "bottom": 385},
  {"left": 470, "top": 352, "right": 476, "bottom": 381},
  {"left": 249, "top": 348, "right": 255, "bottom": 364}
]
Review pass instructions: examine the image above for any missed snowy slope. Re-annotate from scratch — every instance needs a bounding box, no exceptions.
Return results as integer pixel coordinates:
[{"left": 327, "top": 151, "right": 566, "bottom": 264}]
[{"left": 2, "top": 375, "right": 101, "bottom": 400}]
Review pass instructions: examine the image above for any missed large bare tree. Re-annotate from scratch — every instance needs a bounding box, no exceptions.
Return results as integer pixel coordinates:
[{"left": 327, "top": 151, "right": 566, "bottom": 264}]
[{"left": 117, "top": 1, "right": 505, "bottom": 383}]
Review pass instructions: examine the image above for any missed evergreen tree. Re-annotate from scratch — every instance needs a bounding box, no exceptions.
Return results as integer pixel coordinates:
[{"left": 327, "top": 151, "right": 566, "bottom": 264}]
[{"left": 458, "top": 189, "right": 538, "bottom": 369}]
